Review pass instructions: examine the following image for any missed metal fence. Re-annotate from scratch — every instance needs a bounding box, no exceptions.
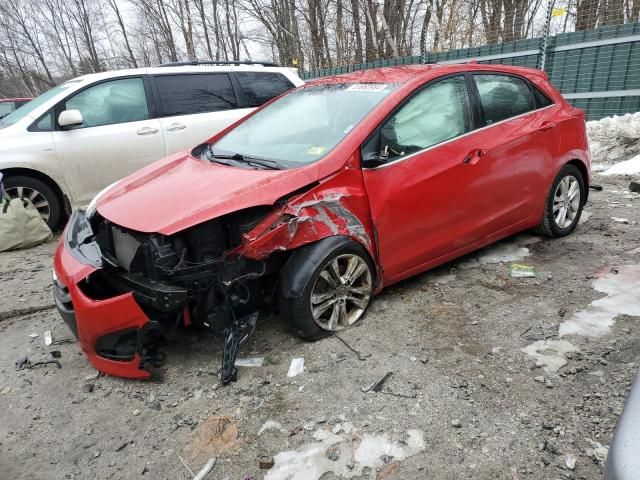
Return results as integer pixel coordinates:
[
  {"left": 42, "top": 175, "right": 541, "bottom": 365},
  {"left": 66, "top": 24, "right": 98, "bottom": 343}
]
[{"left": 301, "top": 22, "right": 640, "bottom": 120}]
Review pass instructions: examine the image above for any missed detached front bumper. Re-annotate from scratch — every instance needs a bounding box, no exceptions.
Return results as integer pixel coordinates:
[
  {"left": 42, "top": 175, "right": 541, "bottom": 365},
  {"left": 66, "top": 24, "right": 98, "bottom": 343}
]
[{"left": 53, "top": 211, "right": 154, "bottom": 379}]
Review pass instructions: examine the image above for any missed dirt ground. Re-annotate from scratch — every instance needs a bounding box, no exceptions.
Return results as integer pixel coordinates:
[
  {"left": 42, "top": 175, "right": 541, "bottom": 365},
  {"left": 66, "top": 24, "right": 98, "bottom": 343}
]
[{"left": 1, "top": 175, "right": 639, "bottom": 480}]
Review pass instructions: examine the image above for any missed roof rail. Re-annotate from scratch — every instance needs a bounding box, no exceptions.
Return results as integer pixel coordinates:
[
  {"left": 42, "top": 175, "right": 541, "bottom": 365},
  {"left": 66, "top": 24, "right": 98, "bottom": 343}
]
[{"left": 158, "top": 60, "right": 279, "bottom": 68}]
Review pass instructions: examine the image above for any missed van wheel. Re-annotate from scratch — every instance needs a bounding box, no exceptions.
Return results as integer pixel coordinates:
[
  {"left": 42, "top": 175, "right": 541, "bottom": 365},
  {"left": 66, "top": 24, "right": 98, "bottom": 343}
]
[
  {"left": 3, "top": 175, "right": 62, "bottom": 229},
  {"left": 536, "top": 164, "right": 584, "bottom": 238},
  {"left": 279, "top": 237, "right": 375, "bottom": 341}
]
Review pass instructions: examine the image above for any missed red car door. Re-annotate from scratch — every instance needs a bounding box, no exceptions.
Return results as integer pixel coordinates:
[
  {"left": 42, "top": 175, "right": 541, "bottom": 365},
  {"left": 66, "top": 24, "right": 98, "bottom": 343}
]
[
  {"left": 362, "top": 74, "right": 526, "bottom": 282},
  {"left": 469, "top": 73, "right": 560, "bottom": 222}
]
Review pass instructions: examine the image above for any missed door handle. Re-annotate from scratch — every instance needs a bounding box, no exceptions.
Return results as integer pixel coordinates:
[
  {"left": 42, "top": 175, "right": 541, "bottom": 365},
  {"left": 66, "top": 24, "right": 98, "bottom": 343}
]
[
  {"left": 166, "top": 123, "right": 186, "bottom": 132},
  {"left": 137, "top": 127, "right": 159, "bottom": 135},
  {"left": 463, "top": 149, "right": 487, "bottom": 165},
  {"left": 540, "top": 121, "right": 557, "bottom": 131}
]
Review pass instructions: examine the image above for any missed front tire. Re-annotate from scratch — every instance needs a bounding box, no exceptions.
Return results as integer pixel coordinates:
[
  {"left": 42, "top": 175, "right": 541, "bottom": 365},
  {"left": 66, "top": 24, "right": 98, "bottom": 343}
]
[
  {"left": 536, "top": 164, "right": 585, "bottom": 237},
  {"left": 278, "top": 237, "right": 375, "bottom": 341},
  {"left": 3, "top": 175, "right": 62, "bottom": 230}
]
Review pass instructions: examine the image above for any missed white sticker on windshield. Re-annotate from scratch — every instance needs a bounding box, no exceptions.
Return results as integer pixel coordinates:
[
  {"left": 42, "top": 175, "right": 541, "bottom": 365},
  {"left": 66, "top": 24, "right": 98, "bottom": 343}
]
[{"left": 346, "top": 84, "right": 389, "bottom": 92}]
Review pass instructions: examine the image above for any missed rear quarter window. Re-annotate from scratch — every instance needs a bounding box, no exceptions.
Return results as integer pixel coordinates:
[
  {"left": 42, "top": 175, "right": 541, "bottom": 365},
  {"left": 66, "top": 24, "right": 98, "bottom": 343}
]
[
  {"left": 155, "top": 73, "right": 237, "bottom": 116},
  {"left": 235, "top": 72, "right": 295, "bottom": 107},
  {"left": 532, "top": 85, "right": 553, "bottom": 108}
]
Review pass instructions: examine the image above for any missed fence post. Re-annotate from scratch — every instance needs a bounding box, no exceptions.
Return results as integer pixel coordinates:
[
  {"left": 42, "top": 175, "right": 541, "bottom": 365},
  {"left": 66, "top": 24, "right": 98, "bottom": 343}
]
[{"left": 538, "top": 0, "right": 554, "bottom": 70}]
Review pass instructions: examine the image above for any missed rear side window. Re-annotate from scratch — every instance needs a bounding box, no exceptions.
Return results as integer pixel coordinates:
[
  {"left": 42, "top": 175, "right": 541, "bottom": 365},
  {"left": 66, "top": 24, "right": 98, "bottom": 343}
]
[
  {"left": 155, "top": 73, "right": 236, "bottom": 116},
  {"left": 474, "top": 74, "right": 535, "bottom": 125},
  {"left": 532, "top": 85, "right": 553, "bottom": 108},
  {"left": 235, "top": 72, "right": 294, "bottom": 107}
]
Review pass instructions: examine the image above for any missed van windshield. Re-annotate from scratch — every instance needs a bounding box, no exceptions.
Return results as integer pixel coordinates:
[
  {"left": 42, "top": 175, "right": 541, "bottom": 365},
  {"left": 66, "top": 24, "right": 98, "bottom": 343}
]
[
  {"left": 0, "top": 81, "right": 78, "bottom": 129},
  {"left": 211, "top": 83, "right": 397, "bottom": 167}
]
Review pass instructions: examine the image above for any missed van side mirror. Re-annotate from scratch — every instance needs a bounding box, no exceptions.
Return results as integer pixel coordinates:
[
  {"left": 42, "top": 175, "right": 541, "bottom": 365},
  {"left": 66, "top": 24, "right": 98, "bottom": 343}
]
[{"left": 58, "top": 109, "right": 84, "bottom": 128}]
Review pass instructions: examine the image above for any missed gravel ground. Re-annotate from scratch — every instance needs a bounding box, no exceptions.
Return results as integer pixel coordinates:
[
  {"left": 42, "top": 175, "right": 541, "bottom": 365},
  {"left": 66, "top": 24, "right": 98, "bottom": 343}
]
[{"left": 1, "top": 175, "right": 639, "bottom": 480}]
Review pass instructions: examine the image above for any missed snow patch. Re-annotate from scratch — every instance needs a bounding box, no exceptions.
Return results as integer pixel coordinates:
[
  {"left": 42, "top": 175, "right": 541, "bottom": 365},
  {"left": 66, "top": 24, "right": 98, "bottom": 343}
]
[
  {"left": 559, "top": 265, "right": 640, "bottom": 337},
  {"left": 429, "top": 272, "right": 457, "bottom": 284},
  {"left": 521, "top": 339, "right": 579, "bottom": 373},
  {"left": 579, "top": 209, "right": 592, "bottom": 224},
  {"left": 458, "top": 234, "right": 539, "bottom": 269},
  {"left": 601, "top": 154, "right": 640, "bottom": 176},
  {"left": 265, "top": 428, "right": 425, "bottom": 480}
]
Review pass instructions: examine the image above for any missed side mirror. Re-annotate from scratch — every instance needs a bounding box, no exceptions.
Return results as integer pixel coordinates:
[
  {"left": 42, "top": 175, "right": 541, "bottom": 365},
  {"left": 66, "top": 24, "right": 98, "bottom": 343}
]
[
  {"left": 58, "top": 109, "right": 84, "bottom": 128},
  {"left": 361, "top": 122, "right": 398, "bottom": 168}
]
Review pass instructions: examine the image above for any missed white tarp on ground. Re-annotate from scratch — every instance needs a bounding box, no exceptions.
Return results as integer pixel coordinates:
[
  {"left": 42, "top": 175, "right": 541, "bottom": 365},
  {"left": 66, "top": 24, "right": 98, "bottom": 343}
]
[
  {"left": 0, "top": 198, "right": 52, "bottom": 252},
  {"left": 587, "top": 112, "right": 640, "bottom": 175}
]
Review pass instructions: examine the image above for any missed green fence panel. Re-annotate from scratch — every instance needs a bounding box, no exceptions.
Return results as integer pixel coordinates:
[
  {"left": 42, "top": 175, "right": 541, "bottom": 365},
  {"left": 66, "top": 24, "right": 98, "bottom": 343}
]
[{"left": 300, "top": 23, "right": 640, "bottom": 118}]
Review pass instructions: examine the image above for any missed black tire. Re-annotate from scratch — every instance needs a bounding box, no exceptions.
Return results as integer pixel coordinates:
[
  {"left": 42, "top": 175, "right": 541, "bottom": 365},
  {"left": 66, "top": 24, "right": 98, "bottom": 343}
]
[
  {"left": 535, "top": 164, "right": 585, "bottom": 238},
  {"left": 3, "top": 175, "right": 62, "bottom": 230},
  {"left": 278, "top": 236, "right": 375, "bottom": 341}
]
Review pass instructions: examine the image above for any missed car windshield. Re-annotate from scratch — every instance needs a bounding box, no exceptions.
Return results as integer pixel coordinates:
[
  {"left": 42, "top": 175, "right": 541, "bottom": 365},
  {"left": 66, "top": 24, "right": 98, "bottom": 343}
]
[
  {"left": 212, "top": 83, "right": 397, "bottom": 167},
  {"left": 0, "top": 82, "right": 78, "bottom": 129}
]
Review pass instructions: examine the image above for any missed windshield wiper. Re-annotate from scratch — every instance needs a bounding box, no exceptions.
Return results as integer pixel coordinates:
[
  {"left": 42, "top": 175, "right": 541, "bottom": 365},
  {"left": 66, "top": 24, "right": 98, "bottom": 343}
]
[{"left": 206, "top": 146, "right": 282, "bottom": 170}]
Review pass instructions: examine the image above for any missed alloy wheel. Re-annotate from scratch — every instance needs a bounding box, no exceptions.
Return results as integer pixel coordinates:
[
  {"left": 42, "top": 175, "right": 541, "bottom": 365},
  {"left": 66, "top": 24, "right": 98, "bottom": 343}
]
[
  {"left": 5, "top": 186, "right": 51, "bottom": 222},
  {"left": 310, "top": 253, "right": 372, "bottom": 331},
  {"left": 553, "top": 175, "right": 580, "bottom": 229}
]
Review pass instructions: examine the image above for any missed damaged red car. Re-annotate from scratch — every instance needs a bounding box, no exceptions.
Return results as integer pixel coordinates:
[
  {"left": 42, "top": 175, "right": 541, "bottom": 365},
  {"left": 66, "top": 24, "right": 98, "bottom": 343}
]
[{"left": 53, "top": 64, "right": 591, "bottom": 384}]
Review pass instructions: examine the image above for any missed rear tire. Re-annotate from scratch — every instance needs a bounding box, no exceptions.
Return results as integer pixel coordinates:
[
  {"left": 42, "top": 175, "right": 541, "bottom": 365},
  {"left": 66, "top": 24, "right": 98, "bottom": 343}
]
[
  {"left": 535, "top": 164, "right": 584, "bottom": 238},
  {"left": 278, "top": 237, "right": 375, "bottom": 341},
  {"left": 3, "top": 175, "right": 62, "bottom": 230}
]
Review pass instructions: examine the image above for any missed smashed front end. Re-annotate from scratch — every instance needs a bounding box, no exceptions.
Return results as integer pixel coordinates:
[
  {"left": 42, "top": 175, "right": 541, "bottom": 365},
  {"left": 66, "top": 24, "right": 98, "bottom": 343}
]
[
  {"left": 54, "top": 205, "right": 285, "bottom": 384},
  {"left": 53, "top": 179, "right": 376, "bottom": 384}
]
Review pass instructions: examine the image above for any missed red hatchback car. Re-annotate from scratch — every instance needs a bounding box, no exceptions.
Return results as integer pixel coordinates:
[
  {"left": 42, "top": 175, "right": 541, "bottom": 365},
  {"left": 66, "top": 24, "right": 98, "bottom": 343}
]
[{"left": 53, "top": 64, "right": 590, "bottom": 383}]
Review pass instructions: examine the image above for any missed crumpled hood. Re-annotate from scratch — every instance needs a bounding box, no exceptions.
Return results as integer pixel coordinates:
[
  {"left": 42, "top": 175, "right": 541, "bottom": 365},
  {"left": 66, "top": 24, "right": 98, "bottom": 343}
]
[{"left": 96, "top": 152, "right": 330, "bottom": 235}]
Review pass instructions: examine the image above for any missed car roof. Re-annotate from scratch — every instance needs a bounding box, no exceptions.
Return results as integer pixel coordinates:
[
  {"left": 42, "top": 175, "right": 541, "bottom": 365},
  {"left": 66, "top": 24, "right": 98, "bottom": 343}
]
[
  {"left": 305, "top": 63, "right": 548, "bottom": 86},
  {"left": 71, "top": 64, "right": 298, "bottom": 83}
]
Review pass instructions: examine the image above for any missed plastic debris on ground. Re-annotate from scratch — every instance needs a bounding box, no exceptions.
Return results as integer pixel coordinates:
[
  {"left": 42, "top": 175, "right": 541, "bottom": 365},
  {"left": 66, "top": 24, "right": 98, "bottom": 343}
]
[
  {"left": 287, "top": 358, "right": 304, "bottom": 377},
  {"left": 192, "top": 458, "right": 216, "bottom": 480},
  {"left": 258, "top": 420, "right": 288, "bottom": 436},
  {"left": 235, "top": 357, "right": 264, "bottom": 367},
  {"left": 509, "top": 263, "right": 536, "bottom": 278},
  {"left": 44, "top": 330, "right": 53, "bottom": 346}
]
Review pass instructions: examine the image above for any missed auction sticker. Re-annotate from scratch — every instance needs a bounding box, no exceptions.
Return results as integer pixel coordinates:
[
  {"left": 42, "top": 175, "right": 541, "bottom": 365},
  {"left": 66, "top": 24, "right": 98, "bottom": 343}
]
[{"left": 346, "top": 84, "right": 390, "bottom": 92}]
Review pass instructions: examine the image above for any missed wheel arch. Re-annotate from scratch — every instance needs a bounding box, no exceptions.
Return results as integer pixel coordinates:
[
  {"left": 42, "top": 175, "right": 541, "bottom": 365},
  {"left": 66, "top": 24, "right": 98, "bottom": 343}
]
[
  {"left": 279, "top": 235, "right": 377, "bottom": 300},
  {"left": 1, "top": 167, "right": 70, "bottom": 215},
  {"left": 565, "top": 159, "right": 589, "bottom": 204}
]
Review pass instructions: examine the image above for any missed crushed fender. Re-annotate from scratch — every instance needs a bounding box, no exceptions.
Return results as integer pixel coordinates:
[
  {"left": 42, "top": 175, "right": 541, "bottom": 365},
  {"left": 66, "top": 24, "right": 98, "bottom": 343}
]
[{"left": 238, "top": 192, "right": 373, "bottom": 261}]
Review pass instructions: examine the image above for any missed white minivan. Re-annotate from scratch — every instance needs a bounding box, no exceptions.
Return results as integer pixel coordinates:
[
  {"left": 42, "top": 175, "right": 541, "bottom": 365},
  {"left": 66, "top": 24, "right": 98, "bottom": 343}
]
[{"left": 0, "top": 62, "right": 303, "bottom": 228}]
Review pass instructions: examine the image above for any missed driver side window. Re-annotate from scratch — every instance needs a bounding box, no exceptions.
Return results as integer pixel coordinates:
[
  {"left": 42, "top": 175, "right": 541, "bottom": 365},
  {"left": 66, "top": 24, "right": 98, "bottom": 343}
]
[
  {"left": 380, "top": 76, "right": 472, "bottom": 162},
  {"left": 63, "top": 77, "right": 150, "bottom": 128}
]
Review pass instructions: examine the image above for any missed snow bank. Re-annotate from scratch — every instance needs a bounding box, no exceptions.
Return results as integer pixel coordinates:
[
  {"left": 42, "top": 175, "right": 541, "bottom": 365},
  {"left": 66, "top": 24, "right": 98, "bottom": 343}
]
[
  {"left": 600, "top": 154, "right": 640, "bottom": 176},
  {"left": 587, "top": 112, "right": 640, "bottom": 174}
]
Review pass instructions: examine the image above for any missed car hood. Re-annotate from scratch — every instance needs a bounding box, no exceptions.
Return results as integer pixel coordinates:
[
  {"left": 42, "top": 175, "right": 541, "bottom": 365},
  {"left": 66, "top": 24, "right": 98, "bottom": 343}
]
[{"left": 96, "top": 152, "right": 331, "bottom": 235}]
